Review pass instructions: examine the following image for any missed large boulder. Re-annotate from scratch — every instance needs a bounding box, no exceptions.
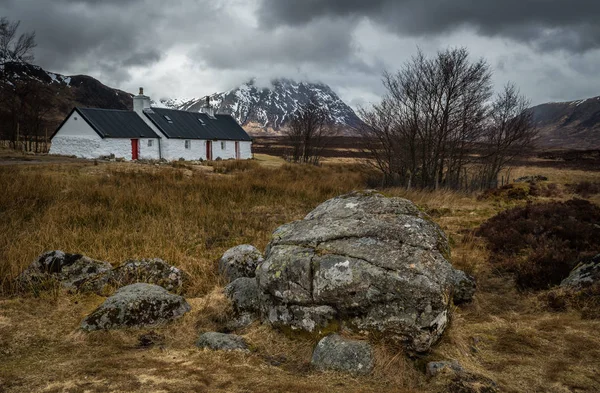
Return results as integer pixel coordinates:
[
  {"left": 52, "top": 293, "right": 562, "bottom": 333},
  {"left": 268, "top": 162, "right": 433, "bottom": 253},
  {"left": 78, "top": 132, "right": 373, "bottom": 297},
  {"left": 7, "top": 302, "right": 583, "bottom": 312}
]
[
  {"left": 311, "top": 334, "right": 373, "bottom": 375},
  {"left": 80, "top": 283, "right": 191, "bottom": 331},
  {"left": 561, "top": 254, "right": 600, "bottom": 290},
  {"left": 79, "top": 258, "right": 188, "bottom": 294},
  {"left": 196, "top": 332, "right": 249, "bottom": 352},
  {"left": 256, "top": 191, "right": 475, "bottom": 352},
  {"left": 18, "top": 250, "right": 112, "bottom": 290},
  {"left": 219, "top": 245, "right": 264, "bottom": 282}
]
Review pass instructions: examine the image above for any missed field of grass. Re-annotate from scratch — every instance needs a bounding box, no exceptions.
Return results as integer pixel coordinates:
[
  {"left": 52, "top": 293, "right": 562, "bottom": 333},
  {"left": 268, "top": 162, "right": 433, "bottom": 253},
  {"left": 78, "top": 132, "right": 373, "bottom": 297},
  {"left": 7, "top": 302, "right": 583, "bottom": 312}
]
[{"left": 1, "top": 152, "right": 599, "bottom": 392}]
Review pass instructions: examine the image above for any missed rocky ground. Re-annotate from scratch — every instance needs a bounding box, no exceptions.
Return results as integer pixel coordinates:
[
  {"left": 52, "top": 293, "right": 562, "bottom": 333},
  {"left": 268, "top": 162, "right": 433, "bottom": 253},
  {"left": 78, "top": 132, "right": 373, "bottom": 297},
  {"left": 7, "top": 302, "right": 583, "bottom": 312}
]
[{"left": 0, "top": 152, "right": 599, "bottom": 392}]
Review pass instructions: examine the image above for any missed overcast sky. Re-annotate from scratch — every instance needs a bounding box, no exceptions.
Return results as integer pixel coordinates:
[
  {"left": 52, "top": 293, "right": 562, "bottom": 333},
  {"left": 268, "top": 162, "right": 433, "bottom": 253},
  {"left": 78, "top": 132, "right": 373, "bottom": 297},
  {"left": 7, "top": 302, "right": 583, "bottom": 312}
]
[{"left": 1, "top": 0, "right": 599, "bottom": 108}]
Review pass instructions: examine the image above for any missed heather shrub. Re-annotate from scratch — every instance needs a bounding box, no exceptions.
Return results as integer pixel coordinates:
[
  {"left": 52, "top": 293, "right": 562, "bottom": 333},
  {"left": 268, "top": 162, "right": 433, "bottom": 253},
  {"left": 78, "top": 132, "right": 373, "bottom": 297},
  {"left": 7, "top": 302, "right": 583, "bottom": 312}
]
[
  {"left": 476, "top": 199, "right": 600, "bottom": 290},
  {"left": 567, "top": 181, "right": 600, "bottom": 198}
]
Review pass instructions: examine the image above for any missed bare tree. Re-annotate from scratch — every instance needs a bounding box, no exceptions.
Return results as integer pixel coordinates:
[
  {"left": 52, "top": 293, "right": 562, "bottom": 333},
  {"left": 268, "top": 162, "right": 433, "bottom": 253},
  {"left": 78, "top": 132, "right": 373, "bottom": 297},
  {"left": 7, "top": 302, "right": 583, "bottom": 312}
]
[
  {"left": 0, "top": 17, "right": 38, "bottom": 149},
  {"left": 479, "top": 83, "right": 537, "bottom": 187},
  {"left": 0, "top": 17, "right": 36, "bottom": 64},
  {"left": 359, "top": 47, "right": 495, "bottom": 189},
  {"left": 284, "top": 98, "right": 337, "bottom": 165}
]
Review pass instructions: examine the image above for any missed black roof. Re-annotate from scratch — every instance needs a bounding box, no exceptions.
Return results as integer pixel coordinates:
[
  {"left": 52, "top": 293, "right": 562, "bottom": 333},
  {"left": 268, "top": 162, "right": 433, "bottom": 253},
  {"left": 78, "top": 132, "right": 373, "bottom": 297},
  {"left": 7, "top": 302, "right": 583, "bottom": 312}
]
[
  {"left": 66, "top": 108, "right": 160, "bottom": 139},
  {"left": 143, "top": 107, "right": 252, "bottom": 141}
]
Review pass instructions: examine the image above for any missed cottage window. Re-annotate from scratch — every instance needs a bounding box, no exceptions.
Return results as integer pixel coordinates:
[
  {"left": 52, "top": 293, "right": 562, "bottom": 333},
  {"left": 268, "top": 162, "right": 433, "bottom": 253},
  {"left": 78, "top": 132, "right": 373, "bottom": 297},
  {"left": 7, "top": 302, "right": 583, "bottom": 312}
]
[
  {"left": 148, "top": 140, "right": 153, "bottom": 147},
  {"left": 185, "top": 140, "right": 191, "bottom": 149},
  {"left": 164, "top": 115, "right": 173, "bottom": 124},
  {"left": 221, "top": 141, "right": 226, "bottom": 150}
]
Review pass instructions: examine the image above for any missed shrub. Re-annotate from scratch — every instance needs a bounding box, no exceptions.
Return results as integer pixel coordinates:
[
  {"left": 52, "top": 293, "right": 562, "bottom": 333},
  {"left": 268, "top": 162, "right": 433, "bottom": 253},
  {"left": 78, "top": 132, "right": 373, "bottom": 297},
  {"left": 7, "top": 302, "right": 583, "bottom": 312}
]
[
  {"left": 476, "top": 199, "right": 600, "bottom": 290},
  {"left": 567, "top": 181, "right": 600, "bottom": 198}
]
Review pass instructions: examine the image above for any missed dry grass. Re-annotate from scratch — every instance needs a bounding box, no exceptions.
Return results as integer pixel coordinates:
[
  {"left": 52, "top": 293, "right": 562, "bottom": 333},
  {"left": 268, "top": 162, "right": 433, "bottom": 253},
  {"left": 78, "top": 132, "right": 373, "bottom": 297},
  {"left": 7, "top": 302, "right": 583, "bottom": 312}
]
[{"left": 1, "top": 156, "right": 600, "bottom": 392}]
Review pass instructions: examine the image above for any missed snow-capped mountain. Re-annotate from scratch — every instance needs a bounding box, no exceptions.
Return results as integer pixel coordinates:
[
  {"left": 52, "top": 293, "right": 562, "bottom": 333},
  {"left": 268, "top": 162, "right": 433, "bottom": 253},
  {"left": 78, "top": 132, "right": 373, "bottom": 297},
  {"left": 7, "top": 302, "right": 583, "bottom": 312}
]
[{"left": 157, "top": 79, "right": 362, "bottom": 133}]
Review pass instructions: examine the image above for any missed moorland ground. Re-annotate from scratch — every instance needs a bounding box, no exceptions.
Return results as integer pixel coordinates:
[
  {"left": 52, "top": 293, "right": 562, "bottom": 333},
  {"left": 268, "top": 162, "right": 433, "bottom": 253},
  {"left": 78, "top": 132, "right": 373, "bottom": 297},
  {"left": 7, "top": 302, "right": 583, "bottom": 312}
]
[{"left": 0, "top": 144, "right": 599, "bottom": 393}]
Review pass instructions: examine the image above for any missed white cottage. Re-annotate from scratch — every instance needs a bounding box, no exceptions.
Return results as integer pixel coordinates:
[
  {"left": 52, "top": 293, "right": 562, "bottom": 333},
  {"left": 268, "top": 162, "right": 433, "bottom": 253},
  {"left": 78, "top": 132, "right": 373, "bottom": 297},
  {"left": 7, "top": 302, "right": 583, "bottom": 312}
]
[{"left": 50, "top": 88, "right": 253, "bottom": 161}]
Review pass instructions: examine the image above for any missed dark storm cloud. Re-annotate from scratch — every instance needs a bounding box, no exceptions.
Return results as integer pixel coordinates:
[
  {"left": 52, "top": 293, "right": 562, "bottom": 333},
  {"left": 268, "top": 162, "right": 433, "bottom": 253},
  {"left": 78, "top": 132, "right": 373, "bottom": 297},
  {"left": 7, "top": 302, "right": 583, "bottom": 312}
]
[
  {"left": 258, "top": 0, "right": 600, "bottom": 52},
  {"left": 0, "top": 0, "right": 164, "bottom": 83}
]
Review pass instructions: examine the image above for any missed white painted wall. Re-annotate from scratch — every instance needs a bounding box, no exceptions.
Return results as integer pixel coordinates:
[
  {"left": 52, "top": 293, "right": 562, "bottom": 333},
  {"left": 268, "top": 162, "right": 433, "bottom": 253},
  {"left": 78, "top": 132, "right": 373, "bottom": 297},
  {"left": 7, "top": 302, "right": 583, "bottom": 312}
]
[
  {"left": 50, "top": 110, "right": 161, "bottom": 160},
  {"left": 160, "top": 139, "right": 253, "bottom": 161},
  {"left": 139, "top": 138, "right": 160, "bottom": 160},
  {"left": 239, "top": 141, "right": 253, "bottom": 159},
  {"left": 161, "top": 139, "right": 206, "bottom": 161}
]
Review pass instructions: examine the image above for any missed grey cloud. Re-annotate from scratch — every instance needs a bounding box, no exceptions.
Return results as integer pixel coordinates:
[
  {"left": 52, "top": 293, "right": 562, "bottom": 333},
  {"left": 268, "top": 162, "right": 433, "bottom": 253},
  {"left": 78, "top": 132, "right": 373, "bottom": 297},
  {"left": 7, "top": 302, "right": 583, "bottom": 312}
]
[{"left": 258, "top": 0, "right": 600, "bottom": 53}]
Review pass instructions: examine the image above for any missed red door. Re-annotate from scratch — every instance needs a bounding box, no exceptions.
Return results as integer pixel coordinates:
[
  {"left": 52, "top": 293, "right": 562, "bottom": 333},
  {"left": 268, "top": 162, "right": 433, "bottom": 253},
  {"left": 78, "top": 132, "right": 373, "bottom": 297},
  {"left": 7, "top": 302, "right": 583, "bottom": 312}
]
[
  {"left": 235, "top": 141, "right": 240, "bottom": 159},
  {"left": 131, "top": 139, "right": 139, "bottom": 160},
  {"left": 206, "top": 141, "right": 212, "bottom": 160}
]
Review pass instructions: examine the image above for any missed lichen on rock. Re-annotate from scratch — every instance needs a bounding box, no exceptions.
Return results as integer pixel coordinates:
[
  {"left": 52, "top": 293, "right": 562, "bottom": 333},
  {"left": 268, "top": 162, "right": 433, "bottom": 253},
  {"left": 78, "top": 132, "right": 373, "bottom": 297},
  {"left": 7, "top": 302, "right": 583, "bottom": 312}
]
[
  {"left": 80, "top": 283, "right": 191, "bottom": 331},
  {"left": 255, "top": 191, "right": 475, "bottom": 352}
]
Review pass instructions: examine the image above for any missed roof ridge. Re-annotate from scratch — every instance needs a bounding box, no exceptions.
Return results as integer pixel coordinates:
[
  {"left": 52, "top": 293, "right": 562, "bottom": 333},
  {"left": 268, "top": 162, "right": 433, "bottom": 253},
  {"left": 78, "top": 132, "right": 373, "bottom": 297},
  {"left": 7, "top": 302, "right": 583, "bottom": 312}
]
[{"left": 77, "top": 107, "right": 133, "bottom": 113}]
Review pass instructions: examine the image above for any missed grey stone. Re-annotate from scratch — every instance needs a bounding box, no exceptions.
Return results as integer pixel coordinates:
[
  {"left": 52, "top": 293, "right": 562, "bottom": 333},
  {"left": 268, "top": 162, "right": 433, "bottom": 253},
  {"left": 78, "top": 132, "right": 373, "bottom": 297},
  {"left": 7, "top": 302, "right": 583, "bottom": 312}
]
[
  {"left": 311, "top": 334, "right": 373, "bottom": 375},
  {"left": 256, "top": 191, "right": 474, "bottom": 352},
  {"left": 196, "top": 332, "right": 249, "bottom": 352},
  {"left": 267, "top": 304, "right": 338, "bottom": 334},
  {"left": 219, "top": 244, "right": 264, "bottom": 282},
  {"left": 80, "top": 283, "right": 191, "bottom": 331},
  {"left": 225, "top": 277, "right": 260, "bottom": 313},
  {"left": 18, "top": 250, "right": 112, "bottom": 290},
  {"left": 426, "top": 361, "right": 464, "bottom": 377},
  {"left": 561, "top": 254, "right": 600, "bottom": 290},
  {"left": 79, "top": 258, "right": 188, "bottom": 294}
]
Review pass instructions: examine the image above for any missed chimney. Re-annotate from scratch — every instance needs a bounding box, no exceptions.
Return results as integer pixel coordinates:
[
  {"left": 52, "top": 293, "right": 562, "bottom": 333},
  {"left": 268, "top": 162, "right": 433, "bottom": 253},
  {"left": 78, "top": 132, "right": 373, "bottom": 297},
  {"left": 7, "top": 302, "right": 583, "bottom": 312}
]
[
  {"left": 202, "top": 95, "right": 215, "bottom": 117},
  {"left": 133, "top": 86, "right": 151, "bottom": 113}
]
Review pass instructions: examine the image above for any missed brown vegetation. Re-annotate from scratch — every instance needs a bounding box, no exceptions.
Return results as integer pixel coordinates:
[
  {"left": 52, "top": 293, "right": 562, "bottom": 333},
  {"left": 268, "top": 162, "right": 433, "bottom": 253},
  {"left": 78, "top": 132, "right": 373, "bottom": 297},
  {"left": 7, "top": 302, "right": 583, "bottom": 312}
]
[
  {"left": 1, "top": 154, "right": 599, "bottom": 392},
  {"left": 476, "top": 199, "right": 600, "bottom": 290}
]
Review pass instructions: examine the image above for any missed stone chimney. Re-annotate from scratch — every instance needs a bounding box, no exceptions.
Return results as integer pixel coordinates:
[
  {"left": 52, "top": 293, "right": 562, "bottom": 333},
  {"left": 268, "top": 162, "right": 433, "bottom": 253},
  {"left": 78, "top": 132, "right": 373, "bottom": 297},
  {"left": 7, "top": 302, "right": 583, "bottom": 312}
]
[
  {"left": 200, "top": 95, "right": 215, "bottom": 117},
  {"left": 133, "top": 87, "right": 151, "bottom": 113}
]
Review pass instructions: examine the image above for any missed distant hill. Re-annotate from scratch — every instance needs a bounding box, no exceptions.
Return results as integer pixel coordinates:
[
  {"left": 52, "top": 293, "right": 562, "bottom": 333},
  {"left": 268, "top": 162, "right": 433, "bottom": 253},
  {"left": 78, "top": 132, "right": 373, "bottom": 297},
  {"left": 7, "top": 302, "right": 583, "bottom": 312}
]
[
  {"left": 530, "top": 96, "right": 600, "bottom": 149},
  {"left": 0, "top": 61, "right": 132, "bottom": 138},
  {"left": 155, "top": 79, "right": 362, "bottom": 135}
]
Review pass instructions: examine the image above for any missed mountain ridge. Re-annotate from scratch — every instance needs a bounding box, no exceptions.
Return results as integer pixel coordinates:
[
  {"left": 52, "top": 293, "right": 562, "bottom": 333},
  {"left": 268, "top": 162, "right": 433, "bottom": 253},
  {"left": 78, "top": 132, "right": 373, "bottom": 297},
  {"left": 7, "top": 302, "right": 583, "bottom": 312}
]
[
  {"left": 530, "top": 95, "right": 600, "bottom": 149},
  {"left": 154, "top": 79, "right": 362, "bottom": 135}
]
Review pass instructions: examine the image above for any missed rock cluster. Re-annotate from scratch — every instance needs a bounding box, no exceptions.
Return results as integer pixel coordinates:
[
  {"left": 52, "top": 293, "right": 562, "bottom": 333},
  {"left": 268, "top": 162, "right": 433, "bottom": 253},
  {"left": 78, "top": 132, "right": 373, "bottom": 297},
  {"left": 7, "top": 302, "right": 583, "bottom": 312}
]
[
  {"left": 18, "top": 250, "right": 112, "bottom": 290},
  {"left": 253, "top": 191, "right": 475, "bottom": 352},
  {"left": 19, "top": 252, "right": 188, "bottom": 295},
  {"left": 80, "top": 258, "right": 188, "bottom": 294}
]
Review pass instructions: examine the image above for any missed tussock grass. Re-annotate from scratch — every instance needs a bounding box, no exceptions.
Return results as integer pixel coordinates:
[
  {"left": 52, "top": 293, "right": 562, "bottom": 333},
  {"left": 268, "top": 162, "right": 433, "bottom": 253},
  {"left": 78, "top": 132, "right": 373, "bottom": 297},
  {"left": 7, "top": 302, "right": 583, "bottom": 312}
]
[
  {"left": 0, "top": 162, "right": 365, "bottom": 296},
  {"left": 1, "top": 158, "right": 600, "bottom": 392}
]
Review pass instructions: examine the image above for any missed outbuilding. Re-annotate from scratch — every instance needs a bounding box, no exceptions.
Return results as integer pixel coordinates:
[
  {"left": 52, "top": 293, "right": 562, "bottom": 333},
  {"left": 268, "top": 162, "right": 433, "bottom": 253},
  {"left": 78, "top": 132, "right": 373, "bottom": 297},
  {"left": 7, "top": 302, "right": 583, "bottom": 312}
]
[{"left": 49, "top": 88, "right": 253, "bottom": 161}]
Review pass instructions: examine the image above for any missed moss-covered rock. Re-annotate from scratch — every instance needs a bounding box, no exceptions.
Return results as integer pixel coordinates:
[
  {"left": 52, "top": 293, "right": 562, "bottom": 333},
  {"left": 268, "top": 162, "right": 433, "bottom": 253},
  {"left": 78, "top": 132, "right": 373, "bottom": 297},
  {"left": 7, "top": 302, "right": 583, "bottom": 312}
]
[{"left": 80, "top": 283, "right": 191, "bottom": 331}]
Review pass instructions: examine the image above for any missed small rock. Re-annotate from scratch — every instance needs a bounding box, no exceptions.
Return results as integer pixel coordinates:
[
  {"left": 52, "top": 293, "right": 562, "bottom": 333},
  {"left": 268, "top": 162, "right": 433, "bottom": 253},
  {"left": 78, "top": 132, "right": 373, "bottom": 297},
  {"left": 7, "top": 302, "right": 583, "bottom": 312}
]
[
  {"left": 452, "top": 271, "right": 477, "bottom": 304},
  {"left": 311, "top": 334, "right": 373, "bottom": 375},
  {"left": 427, "top": 360, "right": 498, "bottom": 393},
  {"left": 81, "top": 283, "right": 191, "bottom": 331},
  {"left": 219, "top": 245, "right": 264, "bottom": 282},
  {"left": 18, "top": 250, "right": 112, "bottom": 290},
  {"left": 514, "top": 175, "right": 548, "bottom": 183},
  {"left": 138, "top": 331, "right": 165, "bottom": 348},
  {"left": 426, "top": 361, "right": 464, "bottom": 377},
  {"left": 196, "top": 332, "right": 249, "bottom": 352},
  {"left": 561, "top": 254, "right": 600, "bottom": 290},
  {"left": 225, "top": 277, "right": 260, "bottom": 313},
  {"left": 80, "top": 258, "right": 188, "bottom": 294}
]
